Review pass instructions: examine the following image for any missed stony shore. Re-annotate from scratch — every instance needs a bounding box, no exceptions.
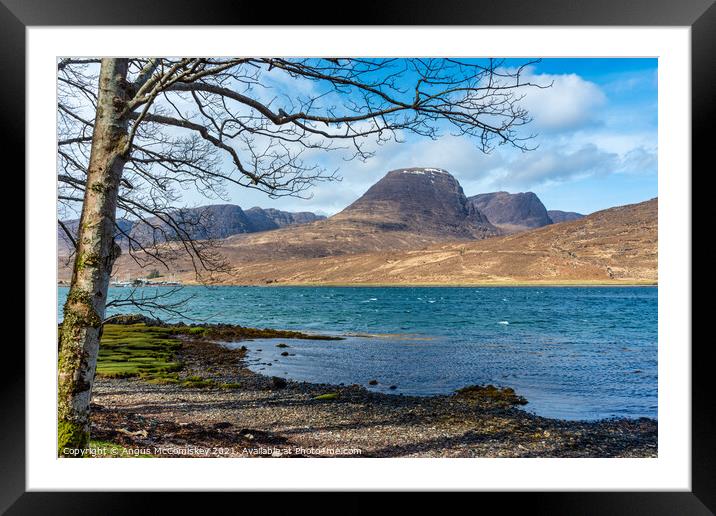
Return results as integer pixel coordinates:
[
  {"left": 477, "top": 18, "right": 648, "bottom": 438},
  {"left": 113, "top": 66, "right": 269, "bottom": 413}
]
[{"left": 89, "top": 330, "right": 658, "bottom": 458}]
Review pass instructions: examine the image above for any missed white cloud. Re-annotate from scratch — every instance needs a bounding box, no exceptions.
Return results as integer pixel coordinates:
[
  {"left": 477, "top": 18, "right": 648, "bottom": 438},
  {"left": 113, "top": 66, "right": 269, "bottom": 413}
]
[
  {"left": 237, "top": 136, "right": 657, "bottom": 214},
  {"left": 182, "top": 65, "right": 655, "bottom": 214},
  {"left": 519, "top": 71, "right": 607, "bottom": 133},
  {"left": 619, "top": 146, "right": 658, "bottom": 175},
  {"left": 476, "top": 143, "right": 657, "bottom": 190},
  {"left": 488, "top": 144, "right": 616, "bottom": 187}
]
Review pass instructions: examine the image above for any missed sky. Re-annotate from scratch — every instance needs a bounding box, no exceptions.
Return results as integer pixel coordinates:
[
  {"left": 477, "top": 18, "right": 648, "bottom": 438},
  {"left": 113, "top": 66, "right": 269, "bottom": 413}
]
[{"left": 161, "top": 58, "right": 659, "bottom": 217}]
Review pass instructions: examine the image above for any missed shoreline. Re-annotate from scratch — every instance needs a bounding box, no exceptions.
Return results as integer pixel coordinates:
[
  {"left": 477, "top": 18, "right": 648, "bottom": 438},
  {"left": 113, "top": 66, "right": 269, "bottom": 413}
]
[
  {"left": 60, "top": 281, "right": 658, "bottom": 288},
  {"left": 88, "top": 323, "right": 658, "bottom": 458}
]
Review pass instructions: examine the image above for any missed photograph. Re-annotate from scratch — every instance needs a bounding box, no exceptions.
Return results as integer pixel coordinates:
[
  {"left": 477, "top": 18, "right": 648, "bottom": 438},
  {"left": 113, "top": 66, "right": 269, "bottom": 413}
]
[
  {"left": 56, "top": 56, "right": 659, "bottom": 459},
  {"left": 3, "top": 0, "right": 707, "bottom": 505}
]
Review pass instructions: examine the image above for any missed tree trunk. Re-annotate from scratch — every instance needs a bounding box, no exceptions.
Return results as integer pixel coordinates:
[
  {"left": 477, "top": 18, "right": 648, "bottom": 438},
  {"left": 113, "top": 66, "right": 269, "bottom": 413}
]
[{"left": 58, "top": 59, "right": 130, "bottom": 456}]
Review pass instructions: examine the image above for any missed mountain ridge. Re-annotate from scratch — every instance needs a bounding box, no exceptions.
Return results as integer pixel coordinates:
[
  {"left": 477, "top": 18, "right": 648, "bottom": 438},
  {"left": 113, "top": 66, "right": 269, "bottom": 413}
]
[
  {"left": 468, "top": 191, "right": 553, "bottom": 233},
  {"left": 58, "top": 205, "right": 325, "bottom": 251},
  {"left": 191, "top": 197, "right": 658, "bottom": 285},
  {"left": 58, "top": 167, "right": 656, "bottom": 285},
  {"left": 548, "top": 210, "right": 585, "bottom": 223}
]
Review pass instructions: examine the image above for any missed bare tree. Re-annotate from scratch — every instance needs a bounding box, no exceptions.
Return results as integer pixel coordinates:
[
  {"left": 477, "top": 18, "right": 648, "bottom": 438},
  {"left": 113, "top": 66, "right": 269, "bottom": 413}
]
[{"left": 57, "top": 57, "right": 544, "bottom": 455}]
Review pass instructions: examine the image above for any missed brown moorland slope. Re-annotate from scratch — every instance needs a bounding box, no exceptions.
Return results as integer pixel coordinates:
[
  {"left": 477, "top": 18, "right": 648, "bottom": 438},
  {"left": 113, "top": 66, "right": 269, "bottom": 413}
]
[
  {"left": 115, "top": 197, "right": 656, "bottom": 285},
  {"left": 157, "top": 167, "right": 499, "bottom": 263},
  {"left": 218, "top": 167, "right": 499, "bottom": 261},
  {"left": 60, "top": 194, "right": 656, "bottom": 286}
]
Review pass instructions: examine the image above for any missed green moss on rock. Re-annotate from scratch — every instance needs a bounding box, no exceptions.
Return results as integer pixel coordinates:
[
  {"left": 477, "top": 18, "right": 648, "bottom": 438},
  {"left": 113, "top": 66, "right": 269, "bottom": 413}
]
[
  {"left": 96, "top": 324, "right": 182, "bottom": 381},
  {"left": 455, "top": 384, "right": 528, "bottom": 406},
  {"left": 58, "top": 420, "right": 88, "bottom": 456},
  {"left": 313, "top": 392, "right": 339, "bottom": 400}
]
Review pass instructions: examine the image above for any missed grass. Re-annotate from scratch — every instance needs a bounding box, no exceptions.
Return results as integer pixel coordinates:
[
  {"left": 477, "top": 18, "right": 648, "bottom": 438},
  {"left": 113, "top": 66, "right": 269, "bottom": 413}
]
[
  {"left": 97, "top": 322, "right": 326, "bottom": 383},
  {"left": 313, "top": 392, "right": 339, "bottom": 400},
  {"left": 181, "top": 375, "right": 215, "bottom": 388},
  {"left": 97, "top": 323, "right": 244, "bottom": 390},
  {"left": 96, "top": 324, "right": 184, "bottom": 381},
  {"left": 218, "top": 382, "right": 242, "bottom": 389}
]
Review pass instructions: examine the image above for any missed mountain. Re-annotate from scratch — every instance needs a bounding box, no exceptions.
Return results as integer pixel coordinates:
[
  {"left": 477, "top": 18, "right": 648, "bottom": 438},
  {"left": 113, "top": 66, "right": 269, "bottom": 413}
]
[
  {"left": 548, "top": 210, "right": 585, "bottom": 223},
  {"left": 468, "top": 191, "right": 553, "bottom": 233},
  {"left": 331, "top": 168, "right": 498, "bottom": 238},
  {"left": 129, "top": 204, "right": 254, "bottom": 244},
  {"left": 60, "top": 170, "right": 656, "bottom": 286},
  {"left": 189, "top": 198, "right": 657, "bottom": 285},
  {"left": 244, "top": 207, "right": 325, "bottom": 232},
  {"left": 58, "top": 217, "right": 134, "bottom": 251},
  {"left": 97, "top": 168, "right": 500, "bottom": 274},
  {"left": 58, "top": 205, "right": 325, "bottom": 251}
]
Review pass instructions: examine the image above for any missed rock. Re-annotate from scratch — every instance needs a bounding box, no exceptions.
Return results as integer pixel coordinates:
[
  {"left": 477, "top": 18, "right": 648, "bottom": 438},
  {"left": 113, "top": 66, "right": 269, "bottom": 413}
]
[
  {"left": 547, "top": 210, "right": 584, "bottom": 223},
  {"left": 455, "top": 384, "right": 528, "bottom": 406},
  {"left": 468, "top": 191, "right": 553, "bottom": 233},
  {"left": 125, "top": 204, "right": 326, "bottom": 245},
  {"left": 117, "top": 428, "right": 148, "bottom": 438},
  {"left": 105, "top": 313, "right": 165, "bottom": 326},
  {"left": 272, "top": 376, "right": 288, "bottom": 389},
  {"left": 280, "top": 351, "right": 289, "bottom": 356},
  {"left": 129, "top": 204, "right": 254, "bottom": 244},
  {"left": 245, "top": 206, "right": 325, "bottom": 231},
  {"left": 276, "top": 343, "right": 290, "bottom": 348},
  {"left": 332, "top": 168, "right": 499, "bottom": 239}
]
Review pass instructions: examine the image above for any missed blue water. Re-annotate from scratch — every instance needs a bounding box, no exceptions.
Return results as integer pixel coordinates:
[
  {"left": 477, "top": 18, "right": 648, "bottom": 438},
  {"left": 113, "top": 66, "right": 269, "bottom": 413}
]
[{"left": 58, "top": 286, "right": 658, "bottom": 421}]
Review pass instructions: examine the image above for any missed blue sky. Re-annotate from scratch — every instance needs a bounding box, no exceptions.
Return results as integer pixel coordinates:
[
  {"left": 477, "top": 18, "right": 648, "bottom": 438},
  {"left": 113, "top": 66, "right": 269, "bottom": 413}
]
[{"left": 204, "top": 58, "right": 659, "bottom": 216}]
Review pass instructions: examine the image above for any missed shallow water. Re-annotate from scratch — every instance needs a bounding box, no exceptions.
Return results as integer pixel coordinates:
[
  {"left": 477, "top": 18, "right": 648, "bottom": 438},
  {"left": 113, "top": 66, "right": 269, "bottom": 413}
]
[{"left": 58, "top": 285, "right": 657, "bottom": 421}]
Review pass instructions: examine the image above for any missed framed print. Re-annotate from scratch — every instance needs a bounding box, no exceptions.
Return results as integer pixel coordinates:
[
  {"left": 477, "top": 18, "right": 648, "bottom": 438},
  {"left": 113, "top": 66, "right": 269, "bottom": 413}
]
[{"left": 7, "top": 0, "right": 713, "bottom": 512}]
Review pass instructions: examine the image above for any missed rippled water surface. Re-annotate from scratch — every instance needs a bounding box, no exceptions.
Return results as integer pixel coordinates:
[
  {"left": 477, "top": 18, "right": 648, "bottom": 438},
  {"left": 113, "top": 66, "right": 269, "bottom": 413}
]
[{"left": 58, "top": 286, "right": 657, "bottom": 421}]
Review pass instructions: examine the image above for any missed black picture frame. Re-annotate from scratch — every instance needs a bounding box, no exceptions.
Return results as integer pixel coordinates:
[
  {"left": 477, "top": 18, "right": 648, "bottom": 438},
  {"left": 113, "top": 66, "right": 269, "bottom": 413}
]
[{"left": 6, "top": 0, "right": 711, "bottom": 512}]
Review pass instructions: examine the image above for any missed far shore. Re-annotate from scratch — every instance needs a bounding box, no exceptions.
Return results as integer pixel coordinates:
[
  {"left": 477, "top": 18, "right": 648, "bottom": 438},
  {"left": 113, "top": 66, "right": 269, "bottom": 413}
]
[
  {"left": 195, "top": 280, "right": 659, "bottom": 288},
  {"left": 59, "top": 279, "right": 658, "bottom": 288}
]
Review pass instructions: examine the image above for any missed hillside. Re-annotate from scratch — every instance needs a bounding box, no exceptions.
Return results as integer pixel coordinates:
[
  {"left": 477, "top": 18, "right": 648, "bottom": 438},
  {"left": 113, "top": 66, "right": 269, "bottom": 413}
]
[
  {"left": 244, "top": 207, "right": 324, "bottom": 232},
  {"left": 548, "top": 210, "right": 585, "bottom": 223},
  {"left": 129, "top": 204, "right": 254, "bottom": 244},
  {"left": 58, "top": 205, "right": 325, "bottom": 252},
  {"left": 59, "top": 166, "right": 656, "bottom": 285},
  {"left": 197, "top": 198, "right": 657, "bottom": 285},
  {"left": 195, "top": 168, "right": 500, "bottom": 262},
  {"left": 58, "top": 217, "right": 134, "bottom": 252},
  {"left": 61, "top": 167, "right": 503, "bottom": 277}
]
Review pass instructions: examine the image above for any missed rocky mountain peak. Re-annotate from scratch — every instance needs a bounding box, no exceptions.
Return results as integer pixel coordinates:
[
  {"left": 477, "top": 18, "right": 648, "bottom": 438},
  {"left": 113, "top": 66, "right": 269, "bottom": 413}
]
[
  {"left": 468, "top": 191, "right": 553, "bottom": 233},
  {"left": 332, "top": 167, "right": 498, "bottom": 238}
]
